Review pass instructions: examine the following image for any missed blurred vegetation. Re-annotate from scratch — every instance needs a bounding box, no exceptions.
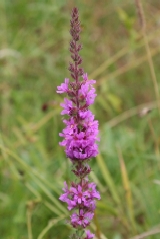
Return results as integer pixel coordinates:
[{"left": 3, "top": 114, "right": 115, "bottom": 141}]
[{"left": 1, "top": 0, "right": 160, "bottom": 238}]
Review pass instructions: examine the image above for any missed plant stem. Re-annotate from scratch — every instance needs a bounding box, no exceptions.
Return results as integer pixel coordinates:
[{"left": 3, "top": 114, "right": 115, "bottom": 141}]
[
  {"left": 26, "top": 205, "right": 33, "bottom": 239},
  {"left": 135, "top": 0, "right": 160, "bottom": 113}
]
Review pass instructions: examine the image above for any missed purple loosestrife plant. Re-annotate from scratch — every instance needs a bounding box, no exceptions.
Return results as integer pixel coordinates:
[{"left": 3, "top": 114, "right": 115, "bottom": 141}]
[{"left": 57, "top": 7, "right": 100, "bottom": 239}]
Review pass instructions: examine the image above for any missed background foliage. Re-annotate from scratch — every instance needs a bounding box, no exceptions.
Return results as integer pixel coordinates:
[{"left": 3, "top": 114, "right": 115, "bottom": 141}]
[{"left": 1, "top": 0, "right": 160, "bottom": 238}]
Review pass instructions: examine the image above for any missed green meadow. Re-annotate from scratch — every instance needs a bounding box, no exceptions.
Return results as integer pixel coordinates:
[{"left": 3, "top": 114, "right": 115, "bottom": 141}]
[{"left": 1, "top": 0, "right": 160, "bottom": 238}]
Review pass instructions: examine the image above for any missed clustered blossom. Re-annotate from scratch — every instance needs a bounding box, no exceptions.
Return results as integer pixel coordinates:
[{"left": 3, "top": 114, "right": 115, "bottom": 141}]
[
  {"left": 58, "top": 74, "right": 99, "bottom": 161},
  {"left": 57, "top": 7, "right": 100, "bottom": 239},
  {"left": 59, "top": 180, "right": 101, "bottom": 210}
]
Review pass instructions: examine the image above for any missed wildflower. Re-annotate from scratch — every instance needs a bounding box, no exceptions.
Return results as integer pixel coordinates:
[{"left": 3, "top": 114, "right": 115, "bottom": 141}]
[
  {"left": 57, "top": 78, "right": 69, "bottom": 94},
  {"left": 84, "top": 230, "right": 95, "bottom": 239},
  {"left": 71, "top": 209, "right": 94, "bottom": 228},
  {"left": 57, "top": 7, "right": 100, "bottom": 238}
]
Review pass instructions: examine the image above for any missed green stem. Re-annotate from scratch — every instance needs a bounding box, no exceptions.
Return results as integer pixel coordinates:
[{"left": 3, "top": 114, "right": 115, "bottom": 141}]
[
  {"left": 37, "top": 216, "right": 66, "bottom": 239},
  {"left": 26, "top": 206, "right": 33, "bottom": 239}
]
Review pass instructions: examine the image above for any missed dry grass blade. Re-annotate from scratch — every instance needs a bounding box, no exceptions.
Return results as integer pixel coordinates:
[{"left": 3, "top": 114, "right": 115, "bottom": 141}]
[
  {"left": 97, "top": 154, "right": 121, "bottom": 205},
  {"left": 23, "top": 108, "right": 60, "bottom": 133},
  {"left": 107, "top": 100, "right": 160, "bottom": 128},
  {"left": 89, "top": 47, "right": 128, "bottom": 79},
  {"left": 117, "top": 146, "right": 136, "bottom": 232},
  {"left": 148, "top": 119, "right": 160, "bottom": 159},
  {"left": 90, "top": 27, "right": 160, "bottom": 82},
  {"left": 97, "top": 45, "right": 160, "bottom": 86},
  {"left": 130, "top": 226, "right": 160, "bottom": 239},
  {"left": 134, "top": 0, "right": 160, "bottom": 113}
]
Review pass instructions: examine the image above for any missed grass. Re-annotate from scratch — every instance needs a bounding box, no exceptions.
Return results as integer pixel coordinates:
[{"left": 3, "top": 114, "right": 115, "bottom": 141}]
[{"left": 1, "top": 0, "right": 160, "bottom": 238}]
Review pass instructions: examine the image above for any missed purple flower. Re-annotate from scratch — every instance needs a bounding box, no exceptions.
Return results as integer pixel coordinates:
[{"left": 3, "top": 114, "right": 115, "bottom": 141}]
[
  {"left": 78, "top": 74, "right": 96, "bottom": 106},
  {"left": 59, "top": 181, "right": 71, "bottom": 202},
  {"left": 88, "top": 182, "right": 101, "bottom": 200},
  {"left": 71, "top": 209, "right": 94, "bottom": 228},
  {"left": 56, "top": 78, "right": 69, "bottom": 94},
  {"left": 59, "top": 180, "right": 100, "bottom": 212},
  {"left": 58, "top": 111, "right": 99, "bottom": 161},
  {"left": 66, "top": 141, "right": 98, "bottom": 161},
  {"left": 67, "top": 199, "right": 77, "bottom": 211},
  {"left": 60, "top": 98, "right": 74, "bottom": 116},
  {"left": 71, "top": 184, "right": 89, "bottom": 204},
  {"left": 59, "top": 182, "right": 75, "bottom": 210},
  {"left": 84, "top": 230, "right": 95, "bottom": 239},
  {"left": 85, "top": 200, "right": 96, "bottom": 211}
]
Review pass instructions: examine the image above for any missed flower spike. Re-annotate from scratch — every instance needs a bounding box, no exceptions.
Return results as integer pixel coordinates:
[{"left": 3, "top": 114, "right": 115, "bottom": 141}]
[{"left": 57, "top": 7, "right": 100, "bottom": 239}]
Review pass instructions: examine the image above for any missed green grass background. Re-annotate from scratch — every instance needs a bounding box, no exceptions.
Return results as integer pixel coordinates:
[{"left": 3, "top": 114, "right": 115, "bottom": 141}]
[{"left": 1, "top": 0, "right": 160, "bottom": 238}]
